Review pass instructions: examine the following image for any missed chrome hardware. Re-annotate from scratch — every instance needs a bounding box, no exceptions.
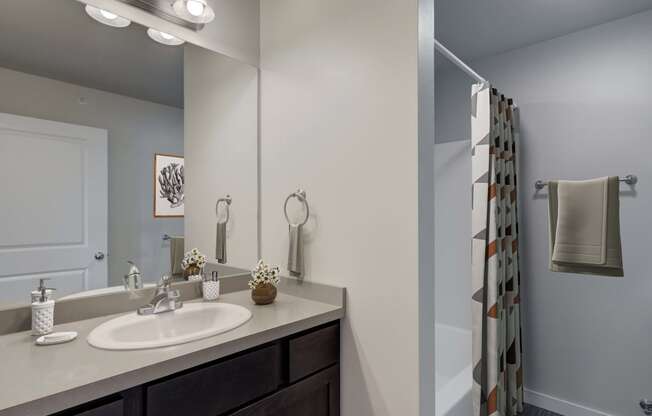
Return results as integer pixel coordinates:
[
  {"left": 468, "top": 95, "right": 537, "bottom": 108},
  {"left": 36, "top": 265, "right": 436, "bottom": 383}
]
[
  {"left": 32, "top": 278, "right": 56, "bottom": 303},
  {"left": 94, "top": 251, "right": 105, "bottom": 261},
  {"left": 124, "top": 261, "right": 143, "bottom": 291},
  {"left": 115, "top": 0, "right": 204, "bottom": 31},
  {"left": 535, "top": 174, "right": 638, "bottom": 190},
  {"left": 216, "top": 195, "right": 232, "bottom": 223},
  {"left": 137, "top": 275, "right": 183, "bottom": 315},
  {"left": 284, "top": 189, "right": 310, "bottom": 227},
  {"left": 641, "top": 399, "right": 652, "bottom": 415}
]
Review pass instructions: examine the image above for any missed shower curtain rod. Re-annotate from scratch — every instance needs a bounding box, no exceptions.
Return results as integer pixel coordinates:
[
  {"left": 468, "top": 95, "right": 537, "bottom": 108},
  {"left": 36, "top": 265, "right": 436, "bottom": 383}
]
[{"left": 434, "top": 38, "right": 489, "bottom": 87}]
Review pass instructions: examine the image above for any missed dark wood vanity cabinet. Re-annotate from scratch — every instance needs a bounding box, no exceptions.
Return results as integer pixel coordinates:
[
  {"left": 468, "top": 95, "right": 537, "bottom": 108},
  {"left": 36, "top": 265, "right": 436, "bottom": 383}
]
[
  {"left": 52, "top": 321, "right": 340, "bottom": 416},
  {"left": 230, "top": 365, "right": 339, "bottom": 416}
]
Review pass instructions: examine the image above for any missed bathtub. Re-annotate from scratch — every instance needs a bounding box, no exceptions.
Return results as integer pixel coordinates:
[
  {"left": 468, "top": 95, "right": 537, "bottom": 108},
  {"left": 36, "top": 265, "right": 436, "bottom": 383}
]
[{"left": 435, "top": 323, "right": 473, "bottom": 416}]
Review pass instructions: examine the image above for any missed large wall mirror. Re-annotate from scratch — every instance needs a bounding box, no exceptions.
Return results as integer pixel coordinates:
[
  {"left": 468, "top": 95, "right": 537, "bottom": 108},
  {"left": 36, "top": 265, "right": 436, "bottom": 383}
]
[{"left": 0, "top": 0, "right": 258, "bottom": 307}]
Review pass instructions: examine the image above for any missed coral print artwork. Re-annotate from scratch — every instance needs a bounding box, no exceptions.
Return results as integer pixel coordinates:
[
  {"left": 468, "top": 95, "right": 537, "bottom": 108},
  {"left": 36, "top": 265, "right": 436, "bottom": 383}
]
[{"left": 154, "top": 154, "right": 184, "bottom": 217}]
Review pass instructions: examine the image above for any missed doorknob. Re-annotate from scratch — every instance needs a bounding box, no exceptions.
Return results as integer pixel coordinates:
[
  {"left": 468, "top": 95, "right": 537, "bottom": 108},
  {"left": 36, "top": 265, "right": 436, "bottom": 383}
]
[{"left": 94, "top": 251, "right": 105, "bottom": 261}]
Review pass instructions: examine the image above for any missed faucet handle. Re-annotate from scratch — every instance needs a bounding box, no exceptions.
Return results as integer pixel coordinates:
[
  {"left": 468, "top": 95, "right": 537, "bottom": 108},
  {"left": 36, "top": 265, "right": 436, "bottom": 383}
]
[{"left": 159, "top": 274, "right": 173, "bottom": 289}]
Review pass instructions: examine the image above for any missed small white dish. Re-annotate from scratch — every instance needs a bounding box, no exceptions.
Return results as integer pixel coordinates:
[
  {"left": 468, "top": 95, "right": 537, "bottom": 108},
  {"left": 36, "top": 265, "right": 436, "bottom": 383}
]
[{"left": 35, "top": 331, "right": 78, "bottom": 346}]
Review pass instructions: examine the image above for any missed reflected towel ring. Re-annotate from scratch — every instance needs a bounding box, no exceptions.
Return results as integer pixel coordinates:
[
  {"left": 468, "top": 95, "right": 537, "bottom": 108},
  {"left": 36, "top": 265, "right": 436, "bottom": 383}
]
[
  {"left": 284, "top": 189, "right": 310, "bottom": 226},
  {"left": 216, "top": 195, "right": 232, "bottom": 223}
]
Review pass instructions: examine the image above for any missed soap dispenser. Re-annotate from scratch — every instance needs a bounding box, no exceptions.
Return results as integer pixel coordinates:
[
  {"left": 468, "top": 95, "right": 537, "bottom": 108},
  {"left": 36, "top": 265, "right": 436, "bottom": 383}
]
[
  {"left": 30, "top": 278, "right": 54, "bottom": 303},
  {"left": 31, "top": 279, "right": 55, "bottom": 336}
]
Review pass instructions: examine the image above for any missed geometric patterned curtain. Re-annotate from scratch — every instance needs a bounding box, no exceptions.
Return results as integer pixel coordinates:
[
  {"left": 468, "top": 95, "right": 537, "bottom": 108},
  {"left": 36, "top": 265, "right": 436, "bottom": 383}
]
[{"left": 471, "top": 84, "right": 524, "bottom": 416}]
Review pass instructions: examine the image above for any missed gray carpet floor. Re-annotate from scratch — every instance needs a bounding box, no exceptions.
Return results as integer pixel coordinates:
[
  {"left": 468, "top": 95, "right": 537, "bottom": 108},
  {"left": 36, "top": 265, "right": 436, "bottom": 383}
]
[{"left": 522, "top": 404, "right": 563, "bottom": 416}]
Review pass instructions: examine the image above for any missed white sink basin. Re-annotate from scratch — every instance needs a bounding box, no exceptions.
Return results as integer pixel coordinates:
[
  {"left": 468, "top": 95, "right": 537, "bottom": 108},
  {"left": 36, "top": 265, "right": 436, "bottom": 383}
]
[{"left": 87, "top": 303, "right": 252, "bottom": 350}]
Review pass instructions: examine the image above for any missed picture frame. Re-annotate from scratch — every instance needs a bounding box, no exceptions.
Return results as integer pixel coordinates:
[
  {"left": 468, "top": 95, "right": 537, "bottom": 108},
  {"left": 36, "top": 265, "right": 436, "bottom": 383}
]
[{"left": 154, "top": 153, "right": 184, "bottom": 218}]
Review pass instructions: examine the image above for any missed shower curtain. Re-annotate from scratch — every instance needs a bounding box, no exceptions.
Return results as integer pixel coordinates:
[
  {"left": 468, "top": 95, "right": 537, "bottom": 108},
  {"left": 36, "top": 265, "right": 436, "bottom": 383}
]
[{"left": 471, "top": 85, "right": 523, "bottom": 416}]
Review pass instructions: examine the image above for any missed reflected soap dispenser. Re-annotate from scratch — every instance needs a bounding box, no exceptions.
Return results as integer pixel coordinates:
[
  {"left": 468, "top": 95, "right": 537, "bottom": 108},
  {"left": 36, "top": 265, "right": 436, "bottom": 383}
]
[{"left": 31, "top": 279, "right": 56, "bottom": 336}]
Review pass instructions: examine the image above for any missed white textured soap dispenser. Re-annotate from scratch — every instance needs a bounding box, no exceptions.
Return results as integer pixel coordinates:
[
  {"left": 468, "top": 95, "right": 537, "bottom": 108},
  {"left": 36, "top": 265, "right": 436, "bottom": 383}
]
[{"left": 31, "top": 279, "right": 56, "bottom": 336}]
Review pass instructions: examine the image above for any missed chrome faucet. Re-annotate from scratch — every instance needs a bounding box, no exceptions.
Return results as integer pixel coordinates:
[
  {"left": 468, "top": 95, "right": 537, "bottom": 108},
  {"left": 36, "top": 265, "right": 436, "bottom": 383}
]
[
  {"left": 137, "top": 275, "right": 183, "bottom": 315},
  {"left": 124, "top": 261, "right": 143, "bottom": 290}
]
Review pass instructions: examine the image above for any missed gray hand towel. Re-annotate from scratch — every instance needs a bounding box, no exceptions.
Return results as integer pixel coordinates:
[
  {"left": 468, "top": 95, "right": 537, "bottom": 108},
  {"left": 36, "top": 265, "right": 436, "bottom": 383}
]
[
  {"left": 170, "top": 237, "right": 185, "bottom": 277},
  {"left": 287, "top": 224, "right": 304, "bottom": 278},
  {"left": 548, "top": 176, "right": 623, "bottom": 276},
  {"left": 216, "top": 221, "right": 227, "bottom": 264}
]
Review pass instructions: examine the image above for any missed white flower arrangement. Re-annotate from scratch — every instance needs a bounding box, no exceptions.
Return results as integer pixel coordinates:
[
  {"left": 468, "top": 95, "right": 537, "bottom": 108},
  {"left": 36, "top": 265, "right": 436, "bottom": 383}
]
[
  {"left": 248, "top": 259, "right": 280, "bottom": 290},
  {"left": 181, "top": 248, "right": 207, "bottom": 271}
]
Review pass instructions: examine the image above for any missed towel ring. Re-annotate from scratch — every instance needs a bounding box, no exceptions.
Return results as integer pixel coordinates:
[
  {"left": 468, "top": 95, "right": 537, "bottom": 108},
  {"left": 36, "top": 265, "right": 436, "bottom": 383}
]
[
  {"left": 284, "top": 189, "right": 310, "bottom": 227},
  {"left": 216, "top": 195, "right": 232, "bottom": 223}
]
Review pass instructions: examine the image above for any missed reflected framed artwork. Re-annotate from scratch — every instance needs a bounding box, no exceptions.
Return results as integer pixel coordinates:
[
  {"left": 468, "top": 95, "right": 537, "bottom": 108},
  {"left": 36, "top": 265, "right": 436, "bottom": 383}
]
[{"left": 154, "top": 153, "right": 184, "bottom": 218}]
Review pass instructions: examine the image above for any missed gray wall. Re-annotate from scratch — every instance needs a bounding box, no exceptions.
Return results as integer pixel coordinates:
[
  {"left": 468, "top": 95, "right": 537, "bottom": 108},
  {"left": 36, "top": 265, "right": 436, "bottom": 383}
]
[
  {"left": 0, "top": 67, "right": 183, "bottom": 287},
  {"left": 435, "top": 10, "right": 652, "bottom": 415}
]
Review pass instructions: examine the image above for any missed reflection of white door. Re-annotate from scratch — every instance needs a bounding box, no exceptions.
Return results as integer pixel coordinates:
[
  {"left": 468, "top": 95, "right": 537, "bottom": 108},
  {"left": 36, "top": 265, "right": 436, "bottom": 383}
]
[{"left": 0, "top": 113, "right": 107, "bottom": 304}]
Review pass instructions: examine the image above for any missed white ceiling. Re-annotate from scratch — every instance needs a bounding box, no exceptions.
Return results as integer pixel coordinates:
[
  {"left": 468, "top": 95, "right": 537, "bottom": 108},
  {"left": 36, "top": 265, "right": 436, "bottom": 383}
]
[
  {"left": 436, "top": 0, "right": 652, "bottom": 67},
  {"left": 0, "top": 0, "right": 183, "bottom": 108}
]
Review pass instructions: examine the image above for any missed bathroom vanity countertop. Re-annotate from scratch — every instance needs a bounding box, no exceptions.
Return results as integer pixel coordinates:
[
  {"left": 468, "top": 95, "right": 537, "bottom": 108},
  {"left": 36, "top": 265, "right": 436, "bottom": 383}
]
[{"left": 0, "top": 288, "right": 345, "bottom": 416}]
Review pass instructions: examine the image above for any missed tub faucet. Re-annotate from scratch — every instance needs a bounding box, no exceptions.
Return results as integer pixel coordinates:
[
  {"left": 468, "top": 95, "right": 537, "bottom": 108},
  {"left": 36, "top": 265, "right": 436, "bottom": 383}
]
[{"left": 137, "top": 275, "right": 182, "bottom": 315}]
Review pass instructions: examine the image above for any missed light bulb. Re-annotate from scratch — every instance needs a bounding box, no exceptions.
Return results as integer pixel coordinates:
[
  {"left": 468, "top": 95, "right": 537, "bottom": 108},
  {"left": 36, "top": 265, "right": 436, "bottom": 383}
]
[
  {"left": 85, "top": 5, "right": 131, "bottom": 28},
  {"left": 186, "top": 0, "right": 205, "bottom": 17},
  {"left": 172, "top": 0, "right": 214, "bottom": 23},
  {"left": 147, "top": 28, "right": 185, "bottom": 46},
  {"left": 99, "top": 9, "right": 118, "bottom": 20}
]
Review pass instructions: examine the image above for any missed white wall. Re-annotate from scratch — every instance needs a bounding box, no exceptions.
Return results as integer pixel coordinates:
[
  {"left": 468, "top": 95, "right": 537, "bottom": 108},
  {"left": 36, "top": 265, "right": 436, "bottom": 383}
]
[
  {"left": 260, "top": 1, "right": 424, "bottom": 415},
  {"left": 434, "top": 140, "right": 471, "bottom": 330},
  {"left": 184, "top": 45, "right": 259, "bottom": 269},
  {"left": 435, "top": 10, "right": 652, "bottom": 415},
  {"left": 0, "top": 66, "right": 184, "bottom": 287},
  {"left": 78, "top": 0, "right": 259, "bottom": 66}
]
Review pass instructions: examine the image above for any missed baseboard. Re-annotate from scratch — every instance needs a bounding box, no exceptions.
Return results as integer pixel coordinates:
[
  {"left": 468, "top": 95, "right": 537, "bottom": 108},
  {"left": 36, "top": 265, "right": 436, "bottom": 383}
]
[{"left": 525, "top": 389, "right": 612, "bottom": 416}]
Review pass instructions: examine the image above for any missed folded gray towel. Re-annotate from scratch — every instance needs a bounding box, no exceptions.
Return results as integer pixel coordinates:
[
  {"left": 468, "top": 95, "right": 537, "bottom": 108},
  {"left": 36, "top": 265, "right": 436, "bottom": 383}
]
[
  {"left": 216, "top": 221, "right": 227, "bottom": 264},
  {"left": 548, "top": 176, "right": 623, "bottom": 276},
  {"left": 170, "top": 237, "right": 185, "bottom": 277},
  {"left": 287, "top": 224, "right": 304, "bottom": 278}
]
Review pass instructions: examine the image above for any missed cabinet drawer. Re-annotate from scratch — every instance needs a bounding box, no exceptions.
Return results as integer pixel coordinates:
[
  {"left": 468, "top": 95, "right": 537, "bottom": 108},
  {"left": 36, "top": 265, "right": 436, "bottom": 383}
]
[
  {"left": 146, "top": 344, "right": 282, "bottom": 416},
  {"left": 229, "top": 365, "right": 339, "bottom": 416},
  {"left": 53, "top": 398, "right": 124, "bottom": 416},
  {"left": 288, "top": 323, "right": 339, "bottom": 383}
]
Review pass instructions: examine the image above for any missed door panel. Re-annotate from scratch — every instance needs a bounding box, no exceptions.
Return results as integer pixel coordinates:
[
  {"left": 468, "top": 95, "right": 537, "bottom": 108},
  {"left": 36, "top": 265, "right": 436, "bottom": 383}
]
[
  {"left": 0, "top": 113, "right": 107, "bottom": 302},
  {"left": 1, "top": 131, "right": 84, "bottom": 246}
]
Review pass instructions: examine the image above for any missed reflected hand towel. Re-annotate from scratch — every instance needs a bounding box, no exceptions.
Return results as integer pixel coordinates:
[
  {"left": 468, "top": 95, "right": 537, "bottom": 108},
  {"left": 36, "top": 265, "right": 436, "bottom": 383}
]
[
  {"left": 170, "top": 237, "right": 185, "bottom": 277},
  {"left": 216, "top": 221, "right": 227, "bottom": 264}
]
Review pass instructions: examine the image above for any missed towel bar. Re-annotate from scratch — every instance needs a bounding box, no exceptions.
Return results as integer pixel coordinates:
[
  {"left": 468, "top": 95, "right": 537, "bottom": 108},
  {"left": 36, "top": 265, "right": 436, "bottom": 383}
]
[{"left": 534, "top": 174, "right": 637, "bottom": 190}]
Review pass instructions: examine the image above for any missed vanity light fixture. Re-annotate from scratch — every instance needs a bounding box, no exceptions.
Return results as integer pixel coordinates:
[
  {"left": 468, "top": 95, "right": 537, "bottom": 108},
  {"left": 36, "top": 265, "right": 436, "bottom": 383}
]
[
  {"left": 172, "top": 0, "right": 215, "bottom": 24},
  {"left": 84, "top": 5, "right": 131, "bottom": 28},
  {"left": 146, "top": 28, "right": 185, "bottom": 46}
]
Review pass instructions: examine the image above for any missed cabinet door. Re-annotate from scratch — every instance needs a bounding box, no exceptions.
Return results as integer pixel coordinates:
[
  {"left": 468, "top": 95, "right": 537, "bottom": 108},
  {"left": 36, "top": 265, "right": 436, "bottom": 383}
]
[
  {"left": 230, "top": 365, "right": 339, "bottom": 416},
  {"left": 288, "top": 323, "right": 339, "bottom": 383}
]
